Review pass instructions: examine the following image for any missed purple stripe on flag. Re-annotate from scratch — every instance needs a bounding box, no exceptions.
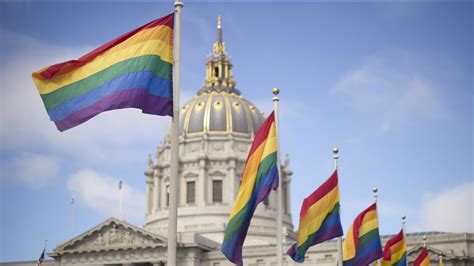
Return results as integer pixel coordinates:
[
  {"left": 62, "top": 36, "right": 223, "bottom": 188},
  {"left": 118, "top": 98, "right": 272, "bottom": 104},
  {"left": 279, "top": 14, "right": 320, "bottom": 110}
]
[{"left": 54, "top": 88, "right": 172, "bottom": 131}]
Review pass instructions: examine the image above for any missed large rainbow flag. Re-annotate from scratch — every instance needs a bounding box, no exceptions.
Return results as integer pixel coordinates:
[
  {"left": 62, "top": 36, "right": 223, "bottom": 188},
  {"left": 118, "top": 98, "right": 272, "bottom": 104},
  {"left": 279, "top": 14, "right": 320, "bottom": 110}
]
[
  {"left": 414, "top": 247, "right": 431, "bottom": 266},
  {"left": 343, "top": 203, "right": 383, "bottom": 266},
  {"left": 382, "top": 229, "right": 407, "bottom": 266},
  {"left": 287, "top": 170, "right": 343, "bottom": 262},
  {"left": 32, "top": 13, "right": 174, "bottom": 131},
  {"left": 221, "top": 111, "right": 279, "bottom": 265}
]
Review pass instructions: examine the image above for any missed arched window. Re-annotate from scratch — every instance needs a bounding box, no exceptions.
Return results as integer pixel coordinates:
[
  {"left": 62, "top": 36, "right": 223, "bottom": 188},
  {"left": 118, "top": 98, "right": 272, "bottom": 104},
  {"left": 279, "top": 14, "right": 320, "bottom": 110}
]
[{"left": 214, "top": 67, "right": 219, "bottom": 78}]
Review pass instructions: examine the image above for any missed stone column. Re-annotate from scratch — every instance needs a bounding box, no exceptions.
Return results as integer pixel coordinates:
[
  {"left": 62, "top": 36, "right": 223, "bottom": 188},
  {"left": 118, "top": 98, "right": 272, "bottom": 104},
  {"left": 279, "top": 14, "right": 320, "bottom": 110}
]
[
  {"left": 285, "top": 177, "right": 291, "bottom": 215},
  {"left": 197, "top": 159, "right": 207, "bottom": 206},
  {"left": 153, "top": 170, "right": 160, "bottom": 213},
  {"left": 228, "top": 159, "right": 236, "bottom": 204},
  {"left": 145, "top": 177, "right": 152, "bottom": 215}
]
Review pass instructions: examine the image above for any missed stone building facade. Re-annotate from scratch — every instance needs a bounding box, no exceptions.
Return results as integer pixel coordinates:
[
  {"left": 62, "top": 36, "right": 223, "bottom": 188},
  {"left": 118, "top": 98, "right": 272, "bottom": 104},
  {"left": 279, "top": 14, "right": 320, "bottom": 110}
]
[{"left": 2, "top": 16, "right": 472, "bottom": 266}]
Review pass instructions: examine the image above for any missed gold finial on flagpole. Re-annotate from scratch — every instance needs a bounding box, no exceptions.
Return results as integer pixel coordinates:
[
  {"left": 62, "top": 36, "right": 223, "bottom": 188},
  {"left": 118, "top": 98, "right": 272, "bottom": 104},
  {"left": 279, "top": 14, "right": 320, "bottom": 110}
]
[
  {"left": 423, "top": 236, "right": 427, "bottom": 248},
  {"left": 272, "top": 87, "right": 280, "bottom": 96}
]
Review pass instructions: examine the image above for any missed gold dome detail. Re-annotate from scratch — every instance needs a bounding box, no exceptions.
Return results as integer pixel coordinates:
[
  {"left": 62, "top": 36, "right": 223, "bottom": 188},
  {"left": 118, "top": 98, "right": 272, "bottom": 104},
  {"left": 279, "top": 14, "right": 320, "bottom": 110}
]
[{"left": 176, "top": 16, "right": 264, "bottom": 139}]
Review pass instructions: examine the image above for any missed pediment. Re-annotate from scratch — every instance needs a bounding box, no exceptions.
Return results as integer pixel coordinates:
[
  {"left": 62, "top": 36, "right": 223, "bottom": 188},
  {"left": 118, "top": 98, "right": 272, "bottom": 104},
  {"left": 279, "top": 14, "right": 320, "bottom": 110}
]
[
  {"left": 407, "top": 245, "right": 453, "bottom": 260},
  {"left": 55, "top": 218, "right": 166, "bottom": 253},
  {"left": 184, "top": 172, "right": 198, "bottom": 178},
  {"left": 209, "top": 170, "right": 226, "bottom": 177}
]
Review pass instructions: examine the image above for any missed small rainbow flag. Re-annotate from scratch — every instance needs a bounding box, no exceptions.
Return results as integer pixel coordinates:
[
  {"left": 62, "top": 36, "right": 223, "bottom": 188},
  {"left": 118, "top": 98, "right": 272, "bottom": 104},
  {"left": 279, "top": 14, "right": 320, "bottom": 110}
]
[
  {"left": 32, "top": 13, "right": 174, "bottom": 131},
  {"left": 382, "top": 229, "right": 407, "bottom": 266},
  {"left": 343, "top": 202, "right": 383, "bottom": 266},
  {"left": 287, "top": 170, "right": 343, "bottom": 262},
  {"left": 414, "top": 247, "right": 431, "bottom": 266},
  {"left": 221, "top": 111, "right": 279, "bottom": 265}
]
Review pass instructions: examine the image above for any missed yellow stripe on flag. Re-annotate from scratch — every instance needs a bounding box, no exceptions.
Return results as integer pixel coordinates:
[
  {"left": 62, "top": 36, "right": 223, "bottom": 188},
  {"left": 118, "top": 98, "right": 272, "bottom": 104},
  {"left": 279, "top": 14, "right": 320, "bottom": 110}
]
[{"left": 35, "top": 26, "right": 172, "bottom": 94}]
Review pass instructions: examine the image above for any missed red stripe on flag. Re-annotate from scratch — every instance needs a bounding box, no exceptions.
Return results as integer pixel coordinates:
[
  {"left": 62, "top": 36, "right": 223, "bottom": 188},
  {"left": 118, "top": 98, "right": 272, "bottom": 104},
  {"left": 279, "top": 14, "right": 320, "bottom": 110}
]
[
  {"left": 383, "top": 229, "right": 404, "bottom": 261},
  {"left": 352, "top": 202, "right": 377, "bottom": 250},
  {"left": 39, "top": 13, "right": 174, "bottom": 80},
  {"left": 245, "top": 111, "right": 275, "bottom": 161},
  {"left": 299, "top": 170, "right": 338, "bottom": 219}
]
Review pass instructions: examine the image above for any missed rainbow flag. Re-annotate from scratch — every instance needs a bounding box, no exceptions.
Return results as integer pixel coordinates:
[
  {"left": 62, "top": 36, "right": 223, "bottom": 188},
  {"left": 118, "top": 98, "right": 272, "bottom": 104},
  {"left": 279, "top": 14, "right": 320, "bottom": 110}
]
[
  {"left": 414, "top": 247, "right": 431, "bottom": 266},
  {"left": 221, "top": 111, "right": 279, "bottom": 265},
  {"left": 382, "top": 229, "right": 407, "bottom": 266},
  {"left": 287, "top": 170, "right": 343, "bottom": 262},
  {"left": 32, "top": 13, "right": 174, "bottom": 131},
  {"left": 343, "top": 203, "right": 383, "bottom": 266}
]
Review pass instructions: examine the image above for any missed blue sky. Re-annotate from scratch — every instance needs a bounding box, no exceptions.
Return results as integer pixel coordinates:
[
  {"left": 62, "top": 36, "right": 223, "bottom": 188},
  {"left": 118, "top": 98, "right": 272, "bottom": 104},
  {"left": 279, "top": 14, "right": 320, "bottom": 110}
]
[{"left": 0, "top": 1, "right": 472, "bottom": 262}]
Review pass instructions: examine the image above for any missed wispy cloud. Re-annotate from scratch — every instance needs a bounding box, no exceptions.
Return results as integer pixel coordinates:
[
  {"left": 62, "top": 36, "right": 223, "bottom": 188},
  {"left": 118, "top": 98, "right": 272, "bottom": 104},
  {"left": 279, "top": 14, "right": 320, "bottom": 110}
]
[
  {"left": 67, "top": 169, "right": 145, "bottom": 222},
  {"left": 2, "top": 153, "right": 59, "bottom": 188},
  {"left": 331, "top": 50, "right": 448, "bottom": 131},
  {"left": 415, "top": 182, "right": 473, "bottom": 233}
]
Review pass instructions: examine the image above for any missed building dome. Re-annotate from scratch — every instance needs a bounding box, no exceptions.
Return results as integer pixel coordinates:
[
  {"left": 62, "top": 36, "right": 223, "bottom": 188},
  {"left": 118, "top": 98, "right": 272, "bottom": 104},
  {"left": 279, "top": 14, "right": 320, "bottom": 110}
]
[
  {"left": 144, "top": 15, "right": 294, "bottom": 246},
  {"left": 179, "top": 92, "right": 265, "bottom": 138}
]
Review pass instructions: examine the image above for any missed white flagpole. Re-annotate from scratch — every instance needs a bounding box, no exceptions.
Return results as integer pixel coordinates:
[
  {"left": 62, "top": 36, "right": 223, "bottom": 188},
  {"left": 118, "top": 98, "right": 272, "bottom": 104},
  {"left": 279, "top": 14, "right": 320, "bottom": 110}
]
[
  {"left": 373, "top": 188, "right": 380, "bottom": 266},
  {"left": 402, "top": 215, "right": 406, "bottom": 237},
  {"left": 169, "top": 2, "right": 183, "bottom": 265},
  {"left": 71, "top": 190, "right": 75, "bottom": 236},
  {"left": 334, "top": 148, "right": 343, "bottom": 266},
  {"left": 119, "top": 180, "right": 123, "bottom": 220},
  {"left": 273, "top": 87, "right": 283, "bottom": 266}
]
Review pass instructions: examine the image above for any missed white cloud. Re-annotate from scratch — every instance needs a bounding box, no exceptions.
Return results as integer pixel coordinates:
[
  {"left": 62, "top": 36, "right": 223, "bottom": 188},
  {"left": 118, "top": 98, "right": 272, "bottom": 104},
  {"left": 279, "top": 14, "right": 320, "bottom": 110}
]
[
  {"left": 67, "top": 169, "right": 145, "bottom": 222},
  {"left": 331, "top": 50, "right": 447, "bottom": 131},
  {"left": 1, "top": 153, "right": 59, "bottom": 188},
  {"left": 416, "top": 182, "right": 473, "bottom": 232}
]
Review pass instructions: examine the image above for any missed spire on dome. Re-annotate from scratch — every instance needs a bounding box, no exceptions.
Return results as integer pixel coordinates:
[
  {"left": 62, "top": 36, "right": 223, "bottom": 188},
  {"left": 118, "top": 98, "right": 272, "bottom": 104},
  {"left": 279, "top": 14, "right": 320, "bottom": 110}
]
[
  {"left": 217, "top": 15, "right": 223, "bottom": 43},
  {"left": 213, "top": 15, "right": 225, "bottom": 56}
]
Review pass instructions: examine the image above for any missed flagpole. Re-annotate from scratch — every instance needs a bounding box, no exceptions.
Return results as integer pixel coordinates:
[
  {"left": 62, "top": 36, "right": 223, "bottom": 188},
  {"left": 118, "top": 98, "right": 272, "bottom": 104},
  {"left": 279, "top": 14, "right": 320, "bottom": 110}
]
[
  {"left": 402, "top": 215, "right": 406, "bottom": 238},
  {"left": 423, "top": 236, "right": 427, "bottom": 248},
  {"left": 439, "top": 253, "right": 443, "bottom": 266},
  {"left": 373, "top": 188, "right": 380, "bottom": 266},
  {"left": 71, "top": 190, "right": 75, "bottom": 236},
  {"left": 334, "top": 148, "right": 343, "bottom": 266},
  {"left": 119, "top": 180, "right": 123, "bottom": 220},
  {"left": 168, "top": 2, "right": 183, "bottom": 265},
  {"left": 273, "top": 87, "right": 283, "bottom": 266}
]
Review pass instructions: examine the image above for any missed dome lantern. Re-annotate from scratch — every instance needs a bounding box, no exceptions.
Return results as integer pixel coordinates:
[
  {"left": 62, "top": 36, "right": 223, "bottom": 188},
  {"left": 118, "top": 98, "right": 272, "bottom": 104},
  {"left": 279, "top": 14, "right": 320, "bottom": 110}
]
[{"left": 200, "top": 16, "right": 239, "bottom": 95}]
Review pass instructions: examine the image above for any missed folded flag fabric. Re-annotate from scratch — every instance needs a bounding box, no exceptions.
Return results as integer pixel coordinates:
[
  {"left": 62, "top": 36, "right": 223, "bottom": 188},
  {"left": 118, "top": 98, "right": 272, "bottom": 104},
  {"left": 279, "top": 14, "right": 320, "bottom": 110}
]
[
  {"left": 36, "top": 247, "right": 45, "bottom": 266},
  {"left": 382, "top": 229, "right": 407, "bottom": 266},
  {"left": 32, "top": 13, "right": 174, "bottom": 131},
  {"left": 343, "top": 202, "right": 383, "bottom": 266},
  {"left": 414, "top": 247, "right": 431, "bottom": 266},
  {"left": 287, "top": 170, "right": 343, "bottom": 262},
  {"left": 221, "top": 111, "right": 279, "bottom": 265}
]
